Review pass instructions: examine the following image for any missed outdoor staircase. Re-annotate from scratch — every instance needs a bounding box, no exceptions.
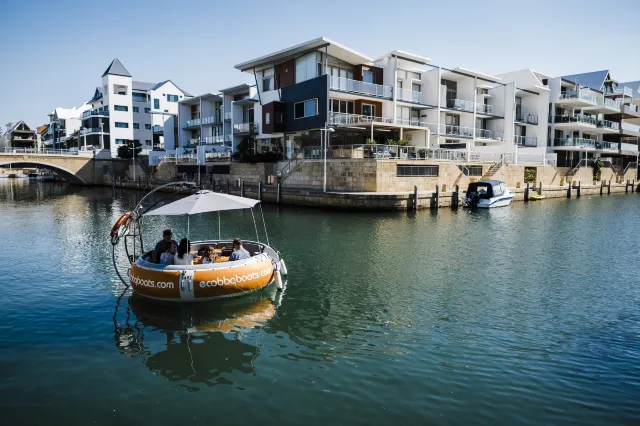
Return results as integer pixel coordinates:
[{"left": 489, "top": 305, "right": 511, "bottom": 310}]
[
  {"left": 481, "top": 161, "right": 503, "bottom": 180},
  {"left": 277, "top": 154, "right": 304, "bottom": 184}
]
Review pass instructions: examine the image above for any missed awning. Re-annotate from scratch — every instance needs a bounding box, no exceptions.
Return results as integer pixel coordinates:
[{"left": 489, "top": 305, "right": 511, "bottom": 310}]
[{"left": 144, "top": 190, "right": 260, "bottom": 216}]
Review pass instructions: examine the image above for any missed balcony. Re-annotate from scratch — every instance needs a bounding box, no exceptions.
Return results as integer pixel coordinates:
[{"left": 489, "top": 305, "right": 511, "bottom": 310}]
[
  {"left": 599, "top": 120, "right": 620, "bottom": 131},
  {"left": 393, "top": 118, "right": 437, "bottom": 131},
  {"left": 515, "top": 112, "right": 539, "bottom": 125},
  {"left": 552, "top": 138, "right": 596, "bottom": 148},
  {"left": 599, "top": 141, "right": 618, "bottom": 150},
  {"left": 476, "top": 103, "right": 494, "bottom": 115},
  {"left": 612, "top": 86, "right": 634, "bottom": 97},
  {"left": 475, "top": 129, "right": 503, "bottom": 140},
  {"left": 446, "top": 98, "right": 475, "bottom": 113},
  {"left": 82, "top": 109, "right": 109, "bottom": 118},
  {"left": 554, "top": 114, "right": 598, "bottom": 127},
  {"left": 202, "top": 135, "right": 225, "bottom": 145},
  {"left": 233, "top": 122, "right": 259, "bottom": 134},
  {"left": 80, "top": 127, "right": 108, "bottom": 135},
  {"left": 396, "top": 88, "right": 422, "bottom": 104},
  {"left": 514, "top": 135, "right": 538, "bottom": 147},
  {"left": 557, "top": 89, "right": 597, "bottom": 106},
  {"left": 202, "top": 115, "right": 222, "bottom": 125},
  {"left": 329, "top": 112, "right": 390, "bottom": 126},
  {"left": 439, "top": 124, "right": 474, "bottom": 138},
  {"left": 152, "top": 125, "right": 163, "bottom": 134},
  {"left": 329, "top": 76, "right": 392, "bottom": 99},
  {"left": 186, "top": 118, "right": 201, "bottom": 127},
  {"left": 224, "top": 134, "right": 232, "bottom": 142},
  {"left": 621, "top": 141, "right": 639, "bottom": 152}
]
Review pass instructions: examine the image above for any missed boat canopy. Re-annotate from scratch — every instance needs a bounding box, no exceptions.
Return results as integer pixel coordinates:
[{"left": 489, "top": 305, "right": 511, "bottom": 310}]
[{"left": 144, "top": 190, "right": 260, "bottom": 216}]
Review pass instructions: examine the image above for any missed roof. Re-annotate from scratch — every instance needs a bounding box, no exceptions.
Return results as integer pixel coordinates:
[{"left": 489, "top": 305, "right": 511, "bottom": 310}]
[
  {"left": 48, "top": 104, "right": 91, "bottom": 120},
  {"left": 37, "top": 124, "right": 49, "bottom": 134},
  {"left": 375, "top": 49, "right": 431, "bottom": 64},
  {"left": 453, "top": 67, "right": 501, "bottom": 82},
  {"left": 179, "top": 93, "right": 222, "bottom": 104},
  {"left": 132, "top": 81, "right": 156, "bottom": 91},
  {"left": 102, "top": 58, "right": 132, "bottom": 77},
  {"left": 562, "top": 70, "right": 609, "bottom": 91},
  {"left": 619, "top": 81, "right": 640, "bottom": 96},
  {"left": 150, "top": 80, "right": 192, "bottom": 96},
  {"left": 219, "top": 83, "right": 253, "bottom": 94},
  {"left": 234, "top": 37, "right": 372, "bottom": 73}
]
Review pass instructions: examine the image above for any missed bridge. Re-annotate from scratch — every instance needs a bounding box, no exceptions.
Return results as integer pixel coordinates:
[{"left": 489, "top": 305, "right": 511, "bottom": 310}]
[{"left": 0, "top": 149, "right": 127, "bottom": 184}]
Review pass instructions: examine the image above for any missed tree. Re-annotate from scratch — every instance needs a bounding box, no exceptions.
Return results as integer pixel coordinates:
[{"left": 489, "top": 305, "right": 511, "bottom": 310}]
[{"left": 117, "top": 140, "right": 142, "bottom": 159}]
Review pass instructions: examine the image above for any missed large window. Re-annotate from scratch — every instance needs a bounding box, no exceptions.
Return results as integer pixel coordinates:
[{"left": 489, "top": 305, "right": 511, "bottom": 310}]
[
  {"left": 262, "top": 69, "right": 274, "bottom": 91},
  {"left": 294, "top": 99, "right": 318, "bottom": 119},
  {"left": 363, "top": 70, "right": 375, "bottom": 84},
  {"left": 132, "top": 92, "right": 147, "bottom": 102},
  {"left": 167, "top": 94, "right": 179, "bottom": 102},
  {"left": 115, "top": 122, "right": 128, "bottom": 128},
  {"left": 153, "top": 99, "right": 160, "bottom": 109},
  {"left": 362, "top": 104, "right": 376, "bottom": 117},
  {"left": 331, "top": 99, "right": 354, "bottom": 114},
  {"left": 397, "top": 165, "right": 439, "bottom": 177},
  {"left": 295, "top": 52, "right": 319, "bottom": 84},
  {"left": 114, "top": 105, "right": 128, "bottom": 112}
]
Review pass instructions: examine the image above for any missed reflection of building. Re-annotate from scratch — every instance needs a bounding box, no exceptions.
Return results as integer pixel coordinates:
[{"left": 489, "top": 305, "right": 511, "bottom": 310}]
[{"left": 116, "top": 293, "right": 277, "bottom": 384}]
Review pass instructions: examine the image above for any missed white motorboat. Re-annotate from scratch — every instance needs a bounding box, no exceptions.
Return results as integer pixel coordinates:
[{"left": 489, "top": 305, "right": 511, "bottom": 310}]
[{"left": 463, "top": 180, "right": 514, "bottom": 208}]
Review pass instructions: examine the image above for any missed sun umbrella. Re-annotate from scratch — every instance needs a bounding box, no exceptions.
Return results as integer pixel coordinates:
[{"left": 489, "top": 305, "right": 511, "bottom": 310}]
[{"left": 144, "top": 190, "right": 260, "bottom": 216}]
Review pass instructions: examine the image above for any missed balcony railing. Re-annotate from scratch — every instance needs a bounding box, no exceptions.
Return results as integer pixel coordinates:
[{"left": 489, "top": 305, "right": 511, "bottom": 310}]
[
  {"left": 603, "top": 98, "right": 621, "bottom": 110},
  {"left": 553, "top": 138, "right": 596, "bottom": 148},
  {"left": 475, "top": 129, "right": 503, "bottom": 140},
  {"left": 224, "top": 111, "right": 232, "bottom": 121},
  {"left": 396, "top": 88, "right": 422, "bottom": 103},
  {"left": 601, "top": 120, "right": 620, "bottom": 131},
  {"left": 446, "top": 98, "right": 475, "bottom": 112},
  {"left": 554, "top": 114, "right": 598, "bottom": 126},
  {"left": 515, "top": 112, "right": 539, "bottom": 125},
  {"left": 202, "top": 135, "right": 225, "bottom": 144},
  {"left": 559, "top": 89, "right": 597, "bottom": 104},
  {"left": 329, "top": 112, "right": 391, "bottom": 126},
  {"left": 233, "top": 122, "right": 259, "bottom": 133},
  {"left": 476, "top": 103, "right": 494, "bottom": 115},
  {"left": 224, "top": 134, "right": 232, "bottom": 142},
  {"left": 202, "top": 115, "right": 222, "bottom": 125},
  {"left": 82, "top": 109, "right": 109, "bottom": 118},
  {"left": 329, "top": 76, "right": 393, "bottom": 99},
  {"left": 514, "top": 135, "right": 538, "bottom": 147},
  {"left": 599, "top": 141, "right": 618, "bottom": 150},
  {"left": 613, "top": 86, "right": 634, "bottom": 97},
  {"left": 152, "top": 125, "right": 163, "bottom": 133},
  {"left": 80, "top": 127, "right": 108, "bottom": 135},
  {"left": 624, "top": 104, "right": 640, "bottom": 115},
  {"left": 393, "top": 118, "right": 437, "bottom": 131},
  {"left": 186, "top": 118, "right": 201, "bottom": 127},
  {"left": 621, "top": 142, "right": 639, "bottom": 152},
  {"left": 439, "top": 124, "right": 474, "bottom": 138}
]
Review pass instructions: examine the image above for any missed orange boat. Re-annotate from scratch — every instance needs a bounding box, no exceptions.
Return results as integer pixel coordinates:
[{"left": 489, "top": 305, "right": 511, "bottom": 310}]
[{"left": 110, "top": 183, "right": 288, "bottom": 303}]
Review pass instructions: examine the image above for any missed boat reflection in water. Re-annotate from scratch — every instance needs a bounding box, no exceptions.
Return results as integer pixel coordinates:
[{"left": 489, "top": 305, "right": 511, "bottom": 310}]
[{"left": 112, "top": 286, "right": 283, "bottom": 388}]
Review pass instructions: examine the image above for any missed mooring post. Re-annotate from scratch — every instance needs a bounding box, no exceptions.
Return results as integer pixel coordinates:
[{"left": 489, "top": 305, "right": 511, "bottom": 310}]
[
  {"left": 567, "top": 182, "right": 571, "bottom": 198},
  {"left": 525, "top": 182, "right": 530, "bottom": 202},
  {"left": 634, "top": 180, "right": 636, "bottom": 193},
  {"left": 258, "top": 181, "right": 262, "bottom": 200},
  {"left": 608, "top": 181, "right": 611, "bottom": 195},
  {"left": 227, "top": 179, "right": 230, "bottom": 194},
  {"left": 413, "top": 185, "right": 418, "bottom": 211},
  {"left": 277, "top": 183, "right": 281, "bottom": 204},
  {"left": 452, "top": 184, "right": 459, "bottom": 209},
  {"left": 241, "top": 180, "right": 245, "bottom": 197},
  {"left": 538, "top": 181, "right": 543, "bottom": 195},
  {"left": 625, "top": 180, "right": 629, "bottom": 193},
  {"left": 435, "top": 184, "right": 440, "bottom": 209},
  {"left": 577, "top": 181, "right": 581, "bottom": 198}
]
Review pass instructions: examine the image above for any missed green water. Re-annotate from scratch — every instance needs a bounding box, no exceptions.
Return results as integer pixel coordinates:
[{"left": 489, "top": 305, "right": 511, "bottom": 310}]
[{"left": 1, "top": 180, "right": 639, "bottom": 425}]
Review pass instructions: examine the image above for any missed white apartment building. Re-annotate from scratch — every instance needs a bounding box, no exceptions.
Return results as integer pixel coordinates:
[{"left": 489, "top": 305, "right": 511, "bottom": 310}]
[
  {"left": 80, "top": 58, "right": 191, "bottom": 157},
  {"left": 45, "top": 104, "right": 91, "bottom": 150}
]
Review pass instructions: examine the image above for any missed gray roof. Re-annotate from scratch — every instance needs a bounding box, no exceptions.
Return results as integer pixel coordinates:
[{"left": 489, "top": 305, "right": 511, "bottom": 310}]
[
  {"left": 102, "top": 58, "right": 132, "bottom": 77},
  {"left": 562, "top": 70, "right": 610, "bottom": 91},
  {"left": 132, "top": 81, "right": 156, "bottom": 91},
  {"left": 619, "top": 81, "right": 640, "bottom": 95},
  {"left": 151, "top": 80, "right": 192, "bottom": 96}
]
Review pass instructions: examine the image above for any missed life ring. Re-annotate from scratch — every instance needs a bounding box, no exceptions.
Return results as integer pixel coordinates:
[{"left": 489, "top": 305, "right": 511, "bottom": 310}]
[{"left": 110, "top": 212, "right": 133, "bottom": 245}]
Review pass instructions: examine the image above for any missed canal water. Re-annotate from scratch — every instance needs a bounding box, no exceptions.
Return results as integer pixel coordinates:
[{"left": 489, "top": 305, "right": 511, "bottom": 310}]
[{"left": 1, "top": 180, "right": 639, "bottom": 425}]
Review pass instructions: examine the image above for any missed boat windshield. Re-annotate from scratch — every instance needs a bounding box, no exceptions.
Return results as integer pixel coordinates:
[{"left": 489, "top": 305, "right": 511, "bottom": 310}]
[{"left": 467, "top": 182, "right": 494, "bottom": 199}]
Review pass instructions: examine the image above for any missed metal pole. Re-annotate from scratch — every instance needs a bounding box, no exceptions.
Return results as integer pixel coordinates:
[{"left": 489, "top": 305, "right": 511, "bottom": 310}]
[
  {"left": 277, "top": 183, "right": 281, "bottom": 203},
  {"left": 323, "top": 124, "right": 328, "bottom": 192},
  {"left": 133, "top": 140, "right": 136, "bottom": 181}
]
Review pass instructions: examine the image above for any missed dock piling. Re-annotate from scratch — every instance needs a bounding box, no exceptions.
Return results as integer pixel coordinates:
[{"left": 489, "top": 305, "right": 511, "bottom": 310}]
[
  {"left": 226, "top": 179, "right": 230, "bottom": 194},
  {"left": 435, "top": 185, "right": 440, "bottom": 209},
  {"left": 625, "top": 180, "right": 629, "bottom": 193},
  {"left": 258, "top": 181, "right": 262, "bottom": 200},
  {"left": 413, "top": 185, "right": 418, "bottom": 211},
  {"left": 525, "top": 182, "right": 530, "bottom": 202},
  {"left": 577, "top": 181, "right": 581, "bottom": 198},
  {"left": 600, "top": 181, "right": 604, "bottom": 196},
  {"left": 608, "top": 181, "right": 611, "bottom": 195},
  {"left": 452, "top": 184, "right": 459, "bottom": 209},
  {"left": 277, "top": 183, "right": 281, "bottom": 204},
  {"left": 567, "top": 182, "right": 571, "bottom": 199},
  {"left": 538, "top": 181, "right": 543, "bottom": 195},
  {"left": 241, "top": 181, "right": 245, "bottom": 198}
]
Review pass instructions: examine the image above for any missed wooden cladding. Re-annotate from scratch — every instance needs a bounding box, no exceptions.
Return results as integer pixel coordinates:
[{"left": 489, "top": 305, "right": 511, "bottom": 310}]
[
  {"left": 275, "top": 59, "right": 295, "bottom": 90},
  {"left": 355, "top": 99, "right": 382, "bottom": 118},
  {"left": 354, "top": 64, "right": 383, "bottom": 85}
]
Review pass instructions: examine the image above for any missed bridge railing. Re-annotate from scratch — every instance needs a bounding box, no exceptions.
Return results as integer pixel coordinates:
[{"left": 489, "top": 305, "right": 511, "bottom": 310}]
[{"left": 3, "top": 147, "right": 81, "bottom": 155}]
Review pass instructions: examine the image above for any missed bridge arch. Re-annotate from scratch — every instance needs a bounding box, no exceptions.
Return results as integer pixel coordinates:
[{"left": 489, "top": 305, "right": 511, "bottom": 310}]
[{"left": 0, "top": 161, "right": 88, "bottom": 184}]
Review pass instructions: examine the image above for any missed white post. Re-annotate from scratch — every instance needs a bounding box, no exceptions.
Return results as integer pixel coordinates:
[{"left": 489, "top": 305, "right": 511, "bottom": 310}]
[
  {"left": 99, "top": 121, "right": 104, "bottom": 150},
  {"left": 323, "top": 124, "right": 327, "bottom": 192},
  {"left": 132, "top": 139, "right": 136, "bottom": 181}
]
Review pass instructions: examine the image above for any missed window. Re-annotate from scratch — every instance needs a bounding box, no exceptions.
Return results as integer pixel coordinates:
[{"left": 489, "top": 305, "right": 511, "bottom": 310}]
[
  {"left": 144, "top": 107, "right": 151, "bottom": 113},
  {"left": 145, "top": 124, "right": 151, "bottom": 130},
  {"left": 115, "top": 122, "right": 128, "bottom": 128},
  {"left": 295, "top": 52, "right": 319, "bottom": 84},
  {"left": 294, "top": 99, "right": 318, "bottom": 119},
  {"left": 410, "top": 72, "right": 421, "bottom": 80},
  {"left": 275, "top": 112, "right": 283, "bottom": 123},
  {"left": 363, "top": 70, "right": 375, "bottom": 84},
  {"left": 412, "top": 83, "right": 421, "bottom": 93},
  {"left": 167, "top": 94, "right": 179, "bottom": 102},
  {"left": 145, "top": 140, "right": 152, "bottom": 145},
  {"left": 265, "top": 113, "right": 271, "bottom": 125},
  {"left": 114, "top": 105, "right": 128, "bottom": 112},
  {"left": 362, "top": 103, "right": 376, "bottom": 117},
  {"left": 133, "top": 106, "right": 139, "bottom": 113},
  {"left": 397, "top": 165, "right": 439, "bottom": 177},
  {"left": 153, "top": 99, "right": 160, "bottom": 109},
  {"left": 115, "top": 139, "right": 125, "bottom": 145},
  {"left": 331, "top": 99, "right": 354, "bottom": 114},
  {"left": 132, "top": 92, "right": 148, "bottom": 102},
  {"left": 133, "top": 123, "right": 139, "bottom": 129},
  {"left": 262, "top": 69, "right": 274, "bottom": 91}
]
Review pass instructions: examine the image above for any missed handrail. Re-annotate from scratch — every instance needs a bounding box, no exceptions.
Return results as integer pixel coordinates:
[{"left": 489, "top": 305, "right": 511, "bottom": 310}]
[
  {"left": 622, "top": 161, "right": 638, "bottom": 176},
  {"left": 278, "top": 153, "right": 303, "bottom": 179}
]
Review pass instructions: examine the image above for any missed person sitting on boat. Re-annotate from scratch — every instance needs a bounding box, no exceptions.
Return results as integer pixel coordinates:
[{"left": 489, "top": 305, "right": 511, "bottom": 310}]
[
  {"left": 174, "top": 239, "right": 194, "bottom": 265},
  {"left": 151, "top": 229, "right": 178, "bottom": 263},
  {"left": 160, "top": 241, "right": 175, "bottom": 265},
  {"left": 202, "top": 246, "right": 219, "bottom": 264},
  {"left": 229, "top": 238, "right": 251, "bottom": 261}
]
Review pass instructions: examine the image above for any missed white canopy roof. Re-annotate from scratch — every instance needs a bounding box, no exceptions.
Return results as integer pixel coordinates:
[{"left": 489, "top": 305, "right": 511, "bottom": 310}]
[{"left": 144, "top": 190, "right": 260, "bottom": 216}]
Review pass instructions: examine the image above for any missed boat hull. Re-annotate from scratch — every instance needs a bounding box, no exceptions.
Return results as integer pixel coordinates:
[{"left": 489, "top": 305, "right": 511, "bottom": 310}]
[
  {"left": 477, "top": 194, "right": 514, "bottom": 208},
  {"left": 129, "top": 254, "right": 275, "bottom": 302}
]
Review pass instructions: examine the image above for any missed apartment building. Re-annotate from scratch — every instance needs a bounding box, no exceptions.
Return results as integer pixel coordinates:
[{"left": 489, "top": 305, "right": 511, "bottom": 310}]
[
  {"left": 233, "top": 37, "right": 548, "bottom": 164},
  {"left": 45, "top": 104, "right": 91, "bottom": 150},
  {"left": 543, "top": 70, "right": 639, "bottom": 168},
  {"left": 80, "top": 58, "right": 192, "bottom": 157},
  {"left": 2, "top": 121, "right": 37, "bottom": 149}
]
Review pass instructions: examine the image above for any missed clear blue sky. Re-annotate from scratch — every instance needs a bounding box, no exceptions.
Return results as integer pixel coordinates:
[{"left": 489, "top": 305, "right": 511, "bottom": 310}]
[{"left": 2, "top": 0, "right": 639, "bottom": 127}]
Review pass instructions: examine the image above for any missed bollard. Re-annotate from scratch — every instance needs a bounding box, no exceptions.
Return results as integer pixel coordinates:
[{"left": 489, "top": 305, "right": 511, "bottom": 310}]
[
  {"left": 600, "top": 181, "right": 604, "bottom": 196},
  {"left": 277, "top": 183, "right": 281, "bottom": 204},
  {"left": 634, "top": 180, "right": 636, "bottom": 193},
  {"left": 258, "top": 181, "right": 262, "bottom": 201},
  {"left": 452, "top": 184, "right": 459, "bottom": 209},
  {"left": 241, "top": 180, "right": 245, "bottom": 197},
  {"left": 577, "top": 181, "right": 581, "bottom": 198},
  {"left": 626, "top": 180, "right": 629, "bottom": 193},
  {"left": 413, "top": 185, "right": 418, "bottom": 211},
  {"left": 567, "top": 182, "right": 571, "bottom": 198},
  {"left": 525, "top": 182, "right": 530, "bottom": 202},
  {"left": 538, "top": 181, "right": 543, "bottom": 195},
  {"left": 608, "top": 182, "right": 611, "bottom": 195},
  {"left": 435, "top": 184, "right": 440, "bottom": 209},
  {"left": 227, "top": 179, "right": 230, "bottom": 194}
]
